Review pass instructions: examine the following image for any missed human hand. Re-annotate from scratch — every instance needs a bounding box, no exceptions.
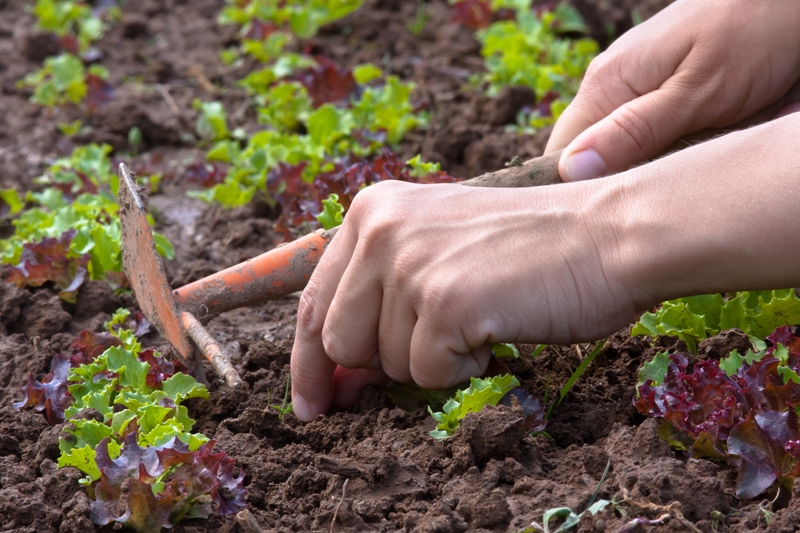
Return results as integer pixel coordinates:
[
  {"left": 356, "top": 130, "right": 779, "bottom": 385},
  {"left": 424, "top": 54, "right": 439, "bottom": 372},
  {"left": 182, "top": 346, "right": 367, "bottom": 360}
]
[
  {"left": 546, "top": 0, "right": 800, "bottom": 181},
  {"left": 289, "top": 180, "right": 638, "bottom": 421}
]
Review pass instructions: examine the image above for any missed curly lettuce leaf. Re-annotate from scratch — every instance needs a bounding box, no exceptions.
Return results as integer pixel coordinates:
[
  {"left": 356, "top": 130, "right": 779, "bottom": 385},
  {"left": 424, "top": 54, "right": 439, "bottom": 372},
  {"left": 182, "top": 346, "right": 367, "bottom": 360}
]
[
  {"left": 632, "top": 290, "right": 800, "bottom": 352},
  {"left": 428, "top": 374, "right": 520, "bottom": 440},
  {"left": 635, "top": 325, "right": 800, "bottom": 498}
]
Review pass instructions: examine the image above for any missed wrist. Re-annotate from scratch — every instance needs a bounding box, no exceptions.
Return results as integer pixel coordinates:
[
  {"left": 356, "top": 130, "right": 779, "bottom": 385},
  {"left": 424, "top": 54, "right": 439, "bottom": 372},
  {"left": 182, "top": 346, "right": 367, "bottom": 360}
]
[{"left": 600, "top": 114, "right": 800, "bottom": 310}]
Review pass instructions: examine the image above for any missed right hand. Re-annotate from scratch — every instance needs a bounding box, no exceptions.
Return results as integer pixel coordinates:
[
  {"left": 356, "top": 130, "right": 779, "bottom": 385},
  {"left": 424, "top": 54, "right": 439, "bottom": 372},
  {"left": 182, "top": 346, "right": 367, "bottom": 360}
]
[{"left": 546, "top": 0, "right": 800, "bottom": 182}]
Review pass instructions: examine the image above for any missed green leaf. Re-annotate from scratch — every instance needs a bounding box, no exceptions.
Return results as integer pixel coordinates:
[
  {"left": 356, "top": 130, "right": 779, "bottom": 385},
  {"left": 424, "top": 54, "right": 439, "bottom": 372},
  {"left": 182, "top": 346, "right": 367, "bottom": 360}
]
[
  {"left": 492, "top": 343, "right": 520, "bottom": 359},
  {"left": 406, "top": 155, "right": 441, "bottom": 178},
  {"left": 719, "top": 350, "right": 745, "bottom": 377},
  {"left": 428, "top": 374, "right": 519, "bottom": 440},
  {"left": 307, "top": 104, "right": 353, "bottom": 147},
  {"left": 0, "top": 188, "right": 23, "bottom": 217},
  {"left": 178, "top": 432, "right": 210, "bottom": 451},
  {"left": 193, "top": 100, "right": 230, "bottom": 142},
  {"left": 633, "top": 290, "right": 800, "bottom": 352},
  {"left": 137, "top": 404, "right": 172, "bottom": 435},
  {"left": 317, "top": 193, "right": 344, "bottom": 230},
  {"left": 153, "top": 232, "right": 175, "bottom": 260},
  {"left": 61, "top": 419, "right": 114, "bottom": 454},
  {"left": 111, "top": 409, "right": 137, "bottom": 434},
  {"left": 353, "top": 64, "right": 383, "bottom": 84},
  {"left": 58, "top": 444, "right": 101, "bottom": 479},
  {"left": 637, "top": 351, "right": 670, "bottom": 387},
  {"left": 162, "top": 373, "right": 209, "bottom": 403},
  {"left": 105, "top": 346, "right": 150, "bottom": 393},
  {"left": 542, "top": 507, "right": 581, "bottom": 533}
]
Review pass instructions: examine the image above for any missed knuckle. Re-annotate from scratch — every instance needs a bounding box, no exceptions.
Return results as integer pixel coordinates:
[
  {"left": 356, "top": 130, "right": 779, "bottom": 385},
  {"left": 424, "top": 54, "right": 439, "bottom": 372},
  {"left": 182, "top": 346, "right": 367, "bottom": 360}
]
[
  {"left": 296, "top": 286, "right": 326, "bottom": 336},
  {"left": 320, "top": 326, "right": 348, "bottom": 365},
  {"left": 422, "top": 279, "right": 462, "bottom": 317},
  {"left": 609, "top": 106, "right": 656, "bottom": 159},
  {"left": 582, "top": 51, "right": 614, "bottom": 87}
]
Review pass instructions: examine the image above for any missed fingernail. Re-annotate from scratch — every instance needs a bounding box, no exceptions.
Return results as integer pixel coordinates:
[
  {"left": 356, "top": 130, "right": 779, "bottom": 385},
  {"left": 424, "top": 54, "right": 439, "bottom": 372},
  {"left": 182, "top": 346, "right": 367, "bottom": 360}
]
[
  {"left": 565, "top": 149, "right": 607, "bottom": 181},
  {"left": 292, "top": 393, "right": 315, "bottom": 422}
]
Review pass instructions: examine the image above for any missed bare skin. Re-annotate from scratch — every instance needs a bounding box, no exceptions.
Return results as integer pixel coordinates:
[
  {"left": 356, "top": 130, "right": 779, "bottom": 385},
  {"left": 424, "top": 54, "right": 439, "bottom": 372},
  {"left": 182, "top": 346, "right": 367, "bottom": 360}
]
[
  {"left": 289, "top": 1, "right": 800, "bottom": 421},
  {"left": 547, "top": 0, "right": 800, "bottom": 181}
]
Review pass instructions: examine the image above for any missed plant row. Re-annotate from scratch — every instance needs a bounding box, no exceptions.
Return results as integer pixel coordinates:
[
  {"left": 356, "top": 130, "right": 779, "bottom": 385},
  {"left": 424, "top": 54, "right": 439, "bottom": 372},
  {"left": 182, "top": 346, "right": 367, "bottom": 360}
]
[{"left": 12, "top": 309, "right": 246, "bottom": 531}]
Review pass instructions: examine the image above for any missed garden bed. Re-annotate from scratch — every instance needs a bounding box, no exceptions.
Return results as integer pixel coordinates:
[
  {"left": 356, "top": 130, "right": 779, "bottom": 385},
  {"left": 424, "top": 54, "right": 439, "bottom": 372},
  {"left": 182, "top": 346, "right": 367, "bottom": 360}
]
[{"left": 2, "top": 0, "right": 797, "bottom": 531}]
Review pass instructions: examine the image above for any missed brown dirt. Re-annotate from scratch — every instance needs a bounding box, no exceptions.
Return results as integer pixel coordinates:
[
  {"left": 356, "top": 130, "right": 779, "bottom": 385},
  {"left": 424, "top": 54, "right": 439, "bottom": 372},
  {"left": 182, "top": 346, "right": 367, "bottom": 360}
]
[{"left": 5, "top": 0, "right": 787, "bottom": 532}]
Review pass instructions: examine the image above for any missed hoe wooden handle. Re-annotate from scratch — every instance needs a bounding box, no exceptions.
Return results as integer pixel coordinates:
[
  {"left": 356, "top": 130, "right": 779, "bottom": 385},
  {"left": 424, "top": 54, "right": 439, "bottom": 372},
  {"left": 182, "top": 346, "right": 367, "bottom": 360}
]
[
  {"left": 171, "top": 150, "right": 563, "bottom": 318},
  {"left": 173, "top": 79, "right": 800, "bottom": 318}
]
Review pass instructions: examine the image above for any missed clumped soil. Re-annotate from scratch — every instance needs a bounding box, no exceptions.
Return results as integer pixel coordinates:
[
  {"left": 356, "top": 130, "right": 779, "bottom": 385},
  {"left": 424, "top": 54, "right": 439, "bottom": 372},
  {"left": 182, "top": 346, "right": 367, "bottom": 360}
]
[{"left": 3, "top": 0, "right": 789, "bottom": 532}]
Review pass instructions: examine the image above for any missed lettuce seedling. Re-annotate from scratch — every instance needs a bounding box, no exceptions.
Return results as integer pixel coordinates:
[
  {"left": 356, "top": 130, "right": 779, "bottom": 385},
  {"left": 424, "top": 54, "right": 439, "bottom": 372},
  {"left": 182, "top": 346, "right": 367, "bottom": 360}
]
[
  {"left": 194, "top": 100, "right": 231, "bottom": 143},
  {"left": 635, "top": 326, "right": 800, "bottom": 498},
  {"left": 13, "top": 309, "right": 246, "bottom": 531},
  {"left": 265, "top": 149, "right": 457, "bottom": 240},
  {"left": 456, "top": 1, "right": 598, "bottom": 130},
  {"left": 1, "top": 144, "right": 173, "bottom": 294},
  {"left": 429, "top": 374, "right": 521, "bottom": 440},
  {"left": 20, "top": 53, "right": 114, "bottom": 110},
  {"left": 6, "top": 230, "right": 90, "bottom": 303},
  {"left": 32, "top": 0, "right": 119, "bottom": 53},
  {"left": 631, "top": 290, "right": 800, "bottom": 352},
  {"left": 219, "top": 0, "right": 364, "bottom": 56}
]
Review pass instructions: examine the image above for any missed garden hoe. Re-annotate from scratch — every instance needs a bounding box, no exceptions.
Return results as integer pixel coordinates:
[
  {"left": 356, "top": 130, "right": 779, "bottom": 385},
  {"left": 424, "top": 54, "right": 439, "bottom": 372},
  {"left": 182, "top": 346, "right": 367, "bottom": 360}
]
[
  {"left": 117, "top": 153, "right": 562, "bottom": 389},
  {"left": 118, "top": 79, "right": 800, "bottom": 389}
]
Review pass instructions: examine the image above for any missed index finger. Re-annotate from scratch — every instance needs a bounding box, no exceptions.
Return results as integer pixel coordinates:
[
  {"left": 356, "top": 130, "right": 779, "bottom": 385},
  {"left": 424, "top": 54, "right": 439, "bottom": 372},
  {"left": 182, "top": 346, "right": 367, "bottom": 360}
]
[{"left": 290, "top": 222, "right": 358, "bottom": 421}]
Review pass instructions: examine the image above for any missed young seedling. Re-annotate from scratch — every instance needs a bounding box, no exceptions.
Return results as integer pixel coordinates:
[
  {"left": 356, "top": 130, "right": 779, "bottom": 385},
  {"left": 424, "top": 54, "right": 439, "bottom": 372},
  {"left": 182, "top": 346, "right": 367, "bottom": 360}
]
[
  {"left": 128, "top": 126, "right": 143, "bottom": 155},
  {"left": 757, "top": 489, "right": 781, "bottom": 527},
  {"left": 463, "top": 2, "right": 599, "bottom": 130},
  {"left": 523, "top": 460, "right": 612, "bottom": 533},
  {"left": 407, "top": 1, "right": 430, "bottom": 36},
  {"left": 546, "top": 339, "right": 607, "bottom": 419},
  {"left": 270, "top": 375, "right": 294, "bottom": 420}
]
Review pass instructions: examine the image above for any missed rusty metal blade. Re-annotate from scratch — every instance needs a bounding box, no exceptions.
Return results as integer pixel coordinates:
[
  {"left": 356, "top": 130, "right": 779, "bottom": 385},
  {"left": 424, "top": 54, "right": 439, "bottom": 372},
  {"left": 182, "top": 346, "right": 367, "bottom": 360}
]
[{"left": 117, "top": 163, "right": 193, "bottom": 366}]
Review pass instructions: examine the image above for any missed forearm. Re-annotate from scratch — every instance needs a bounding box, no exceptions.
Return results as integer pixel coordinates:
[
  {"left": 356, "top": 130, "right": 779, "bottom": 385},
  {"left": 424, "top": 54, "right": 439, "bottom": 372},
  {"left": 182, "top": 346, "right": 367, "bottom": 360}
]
[{"left": 595, "top": 113, "right": 800, "bottom": 309}]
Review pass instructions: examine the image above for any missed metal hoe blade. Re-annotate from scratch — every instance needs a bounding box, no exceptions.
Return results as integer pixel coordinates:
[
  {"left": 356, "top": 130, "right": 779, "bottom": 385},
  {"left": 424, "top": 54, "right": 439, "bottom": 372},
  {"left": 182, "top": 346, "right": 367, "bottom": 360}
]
[{"left": 118, "top": 163, "right": 194, "bottom": 366}]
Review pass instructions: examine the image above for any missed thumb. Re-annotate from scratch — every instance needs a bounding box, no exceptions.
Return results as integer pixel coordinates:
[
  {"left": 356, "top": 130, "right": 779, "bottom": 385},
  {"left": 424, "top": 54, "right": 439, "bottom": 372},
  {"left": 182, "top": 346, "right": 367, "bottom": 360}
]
[{"left": 558, "top": 87, "right": 695, "bottom": 181}]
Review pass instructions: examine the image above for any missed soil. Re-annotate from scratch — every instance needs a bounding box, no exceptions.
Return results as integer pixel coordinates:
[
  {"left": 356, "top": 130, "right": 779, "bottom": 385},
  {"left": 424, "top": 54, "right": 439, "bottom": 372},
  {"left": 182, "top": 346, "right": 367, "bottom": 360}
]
[{"left": 3, "top": 0, "right": 791, "bottom": 532}]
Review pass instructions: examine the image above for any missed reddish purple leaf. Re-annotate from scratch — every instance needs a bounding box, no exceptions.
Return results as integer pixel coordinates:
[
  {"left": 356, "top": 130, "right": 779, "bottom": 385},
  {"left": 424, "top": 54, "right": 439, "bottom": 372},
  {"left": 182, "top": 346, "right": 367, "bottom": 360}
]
[
  {"left": 85, "top": 73, "right": 114, "bottom": 113},
  {"left": 184, "top": 162, "right": 228, "bottom": 188},
  {"left": 500, "top": 387, "right": 547, "bottom": 432},
  {"left": 12, "top": 354, "right": 73, "bottom": 424},
  {"left": 452, "top": 0, "right": 493, "bottom": 29},
  {"left": 267, "top": 149, "right": 458, "bottom": 241},
  {"left": 635, "top": 327, "right": 800, "bottom": 498},
  {"left": 140, "top": 349, "right": 178, "bottom": 389},
  {"left": 70, "top": 329, "right": 122, "bottom": 365},
  {"left": 728, "top": 409, "right": 800, "bottom": 498},
  {"left": 7, "top": 230, "right": 91, "bottom": 302},
  {"left": 91, "top": 432, "right": 246, "bottom": 529},
  {"left": 295, "top": 56, "right": 357, "bottom": 108},
  {"left": 635, "top": 355, "right": 746, "bottom": 442},
  {"left": 59, "top": 34, "right": 80, "bottom": 55},
  {"left": 245, "top": 19, "right": 279, "bottom": 41}
]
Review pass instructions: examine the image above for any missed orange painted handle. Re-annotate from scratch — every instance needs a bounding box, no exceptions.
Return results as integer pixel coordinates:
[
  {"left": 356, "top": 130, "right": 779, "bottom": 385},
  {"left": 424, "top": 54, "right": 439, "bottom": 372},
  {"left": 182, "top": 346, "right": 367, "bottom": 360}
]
[{"left": 173, "top": 227, "right": 337, "bottom": 317}]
